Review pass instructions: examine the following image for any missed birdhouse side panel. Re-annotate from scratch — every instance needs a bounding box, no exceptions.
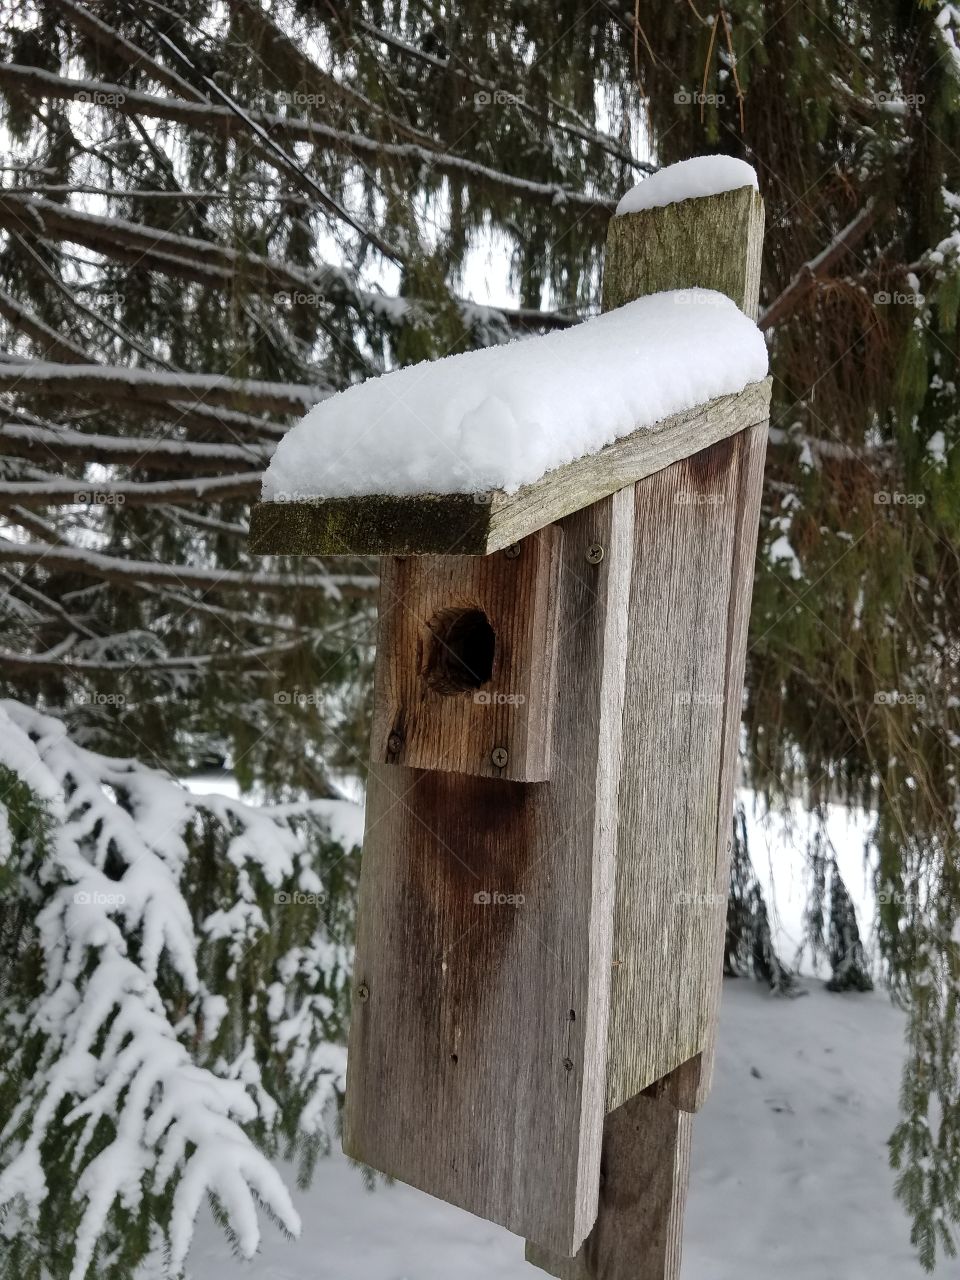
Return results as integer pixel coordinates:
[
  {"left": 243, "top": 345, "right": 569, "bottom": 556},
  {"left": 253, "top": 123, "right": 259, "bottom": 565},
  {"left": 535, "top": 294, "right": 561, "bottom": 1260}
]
[{"left": 605, "top": 429, "right": 751, "bottom": 1113}]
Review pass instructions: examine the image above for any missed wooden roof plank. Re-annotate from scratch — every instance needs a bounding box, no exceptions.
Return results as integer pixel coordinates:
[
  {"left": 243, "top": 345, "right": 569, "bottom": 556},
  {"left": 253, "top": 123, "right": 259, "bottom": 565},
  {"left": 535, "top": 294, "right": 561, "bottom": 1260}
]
[{"left": 248, "top": 376, "right": 771, "bottom": 557}]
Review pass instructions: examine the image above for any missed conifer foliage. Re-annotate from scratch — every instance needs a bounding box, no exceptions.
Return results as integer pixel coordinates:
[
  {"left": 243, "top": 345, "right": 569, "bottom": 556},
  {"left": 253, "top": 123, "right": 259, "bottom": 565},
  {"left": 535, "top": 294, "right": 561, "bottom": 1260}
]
[{"left": 0, "top": 699, "right": 358, "bottom": 1279}]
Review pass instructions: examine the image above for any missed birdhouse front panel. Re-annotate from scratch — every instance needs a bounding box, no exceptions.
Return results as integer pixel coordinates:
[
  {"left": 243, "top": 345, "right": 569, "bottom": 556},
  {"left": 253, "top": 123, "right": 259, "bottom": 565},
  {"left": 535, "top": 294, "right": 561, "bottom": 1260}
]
[
  {"left": 369, "top": 527, "right": 563, "bottom": 783},
  {"left": 344, "top": 490, "right": 636, "bottom": 1256}
]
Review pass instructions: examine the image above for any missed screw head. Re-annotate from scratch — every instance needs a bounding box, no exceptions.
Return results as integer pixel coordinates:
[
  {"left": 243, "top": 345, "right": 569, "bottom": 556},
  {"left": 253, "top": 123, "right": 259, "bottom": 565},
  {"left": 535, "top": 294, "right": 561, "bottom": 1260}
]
[
  {"left": 504, "top": 543, "right": 521, "bottom": 560},
  {"left": 491, "top": 746, "right": 509, "bottom": 769},
  {"left": 356, "top": 982, "right": 370, "bottom": 1003},
  {"left": 585, "top": 542, "right": 604, "bottom": 565},
  {"left": 387, "top": 732, "right": 403, "bottom": 754}
]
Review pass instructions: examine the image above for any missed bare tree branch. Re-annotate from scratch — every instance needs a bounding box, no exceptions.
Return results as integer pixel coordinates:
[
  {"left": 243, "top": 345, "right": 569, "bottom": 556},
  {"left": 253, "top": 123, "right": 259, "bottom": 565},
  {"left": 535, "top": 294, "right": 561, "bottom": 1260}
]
[
  {"left": 0, "top": 361, "right": 326, "bottom": 414},
  {"left": 0, "top": 473, "right": 262, "bottom": 508},
  {"left": 0, "top": 637, "right": 305, "bottom": 674},
  {"left": 759, "top": 202, "right": 876, "bottom": 332},
  {"left": 0, "top": 537, "right": 378, "bottom": 597},
  {"left": 0, "top": 64, "right": 612, "bottom": 214},
  {"left": 0, "top": 422, "right": 271, "bottom": 471},
  {"left": 0, "top": 190, "right": 578, "bottom": 333}
]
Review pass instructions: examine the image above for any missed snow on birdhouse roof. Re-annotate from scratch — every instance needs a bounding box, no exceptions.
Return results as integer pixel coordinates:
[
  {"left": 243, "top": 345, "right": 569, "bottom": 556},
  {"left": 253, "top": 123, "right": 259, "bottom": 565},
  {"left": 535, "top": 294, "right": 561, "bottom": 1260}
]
[
  {"left": 261, "top": 288, "right": 768, "bottom": 504},
  {"left": 615, "top": 156, "right": 758, "bottom": 216}
]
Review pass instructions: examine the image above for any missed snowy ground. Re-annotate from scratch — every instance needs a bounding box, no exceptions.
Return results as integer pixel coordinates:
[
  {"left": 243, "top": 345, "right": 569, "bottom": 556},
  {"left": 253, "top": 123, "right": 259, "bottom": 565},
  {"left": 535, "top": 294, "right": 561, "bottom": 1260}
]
[{"left": 191, "top": 979, "right": 921, "bottom": 1280}]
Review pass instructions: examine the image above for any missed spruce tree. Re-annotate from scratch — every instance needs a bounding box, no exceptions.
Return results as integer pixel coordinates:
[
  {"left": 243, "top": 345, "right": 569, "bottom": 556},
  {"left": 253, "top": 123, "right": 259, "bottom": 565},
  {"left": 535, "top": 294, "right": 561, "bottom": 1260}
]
[
  {"left": 0, "top": 700, "right": 359, "bottom": 1279},
  {"left": 725, "top": 803, "right": 798, "bottom": 993}
]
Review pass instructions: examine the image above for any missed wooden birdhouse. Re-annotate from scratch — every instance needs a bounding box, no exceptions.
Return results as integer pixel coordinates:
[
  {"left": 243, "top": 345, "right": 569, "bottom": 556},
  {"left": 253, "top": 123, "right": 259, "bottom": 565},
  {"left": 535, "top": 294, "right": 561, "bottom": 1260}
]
[{"left": 250, "top": 157, "right": 770, "bottom": 1280}]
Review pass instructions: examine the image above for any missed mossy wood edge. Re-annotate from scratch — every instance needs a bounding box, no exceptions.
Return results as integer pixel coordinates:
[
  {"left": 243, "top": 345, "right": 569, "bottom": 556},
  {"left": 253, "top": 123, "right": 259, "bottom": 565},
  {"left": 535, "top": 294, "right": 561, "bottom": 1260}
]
[{"left": 248, "top": 377, "right": 771, "bottom": 557}]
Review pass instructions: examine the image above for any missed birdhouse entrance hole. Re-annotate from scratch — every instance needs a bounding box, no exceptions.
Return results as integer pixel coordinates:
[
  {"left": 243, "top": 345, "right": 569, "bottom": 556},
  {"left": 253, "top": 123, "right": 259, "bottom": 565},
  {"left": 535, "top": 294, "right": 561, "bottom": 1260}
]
[
  {"left": 369, "top": 530, "right": 562, "bottom": 780},
  {"left": 423, "top": 607, "right": 496, "bottom": 695}
]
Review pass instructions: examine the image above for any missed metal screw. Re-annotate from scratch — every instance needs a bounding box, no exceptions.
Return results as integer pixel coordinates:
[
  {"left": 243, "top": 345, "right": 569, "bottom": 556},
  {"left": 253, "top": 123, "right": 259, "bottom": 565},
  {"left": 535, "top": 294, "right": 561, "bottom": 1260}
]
[
  {"left": 585, "top": 542, "right": 604, "bottom": 565},
  {"left": 387, "top": 732, "right": 403, "bottom": 754},
  {"left": 491, "top": 746, "right": 509, "bottom": 769},
  {"left": 504, "top": 543, "right": 521, "bottom": 560},
  {"left": 356, "top": 982, "right": 370, "bottom": 1003}
]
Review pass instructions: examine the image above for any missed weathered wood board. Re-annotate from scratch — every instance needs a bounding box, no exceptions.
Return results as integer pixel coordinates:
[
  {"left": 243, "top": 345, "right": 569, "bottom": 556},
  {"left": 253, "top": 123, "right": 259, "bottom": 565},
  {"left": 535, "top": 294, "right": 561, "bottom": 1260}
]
[
  {"left": 604, "top": 424, "right": 766, "bottom": 1112},
  {"left": 344, "top": 490, "right": 635, "bottom": 1254},
  {"left": 693, "top": 416, "right": 768, "bottom": 1107},
  {"left": 602, "top": 186, "right": 763, "bottom": 320},
  {"left": 247, "top": 379, "right": 770, "bottom": 557},
  {"left": 369, "top": 528, "right": 562, "bottom": 782}
]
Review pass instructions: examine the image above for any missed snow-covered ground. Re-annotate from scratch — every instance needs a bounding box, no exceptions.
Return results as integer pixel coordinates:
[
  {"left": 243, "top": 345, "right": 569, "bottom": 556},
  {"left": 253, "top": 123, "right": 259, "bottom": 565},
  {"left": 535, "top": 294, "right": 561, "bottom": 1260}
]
[{"left": 191, "top": 980, "right": 919, "bottom": 1280}]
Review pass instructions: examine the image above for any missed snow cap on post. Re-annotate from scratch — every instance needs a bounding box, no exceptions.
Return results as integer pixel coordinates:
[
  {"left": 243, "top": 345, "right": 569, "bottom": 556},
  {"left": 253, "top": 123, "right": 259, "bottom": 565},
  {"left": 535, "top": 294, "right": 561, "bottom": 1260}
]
[{"left": 603, "top": 154, "right": 763, "bottom": 320}]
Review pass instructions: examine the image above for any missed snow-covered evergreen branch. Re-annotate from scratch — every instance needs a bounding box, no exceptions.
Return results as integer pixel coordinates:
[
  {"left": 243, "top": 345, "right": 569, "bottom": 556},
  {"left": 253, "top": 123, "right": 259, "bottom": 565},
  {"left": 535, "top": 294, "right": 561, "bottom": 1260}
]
[{"left": 0, "top": 699, "right": 361, "bottom": 1279}]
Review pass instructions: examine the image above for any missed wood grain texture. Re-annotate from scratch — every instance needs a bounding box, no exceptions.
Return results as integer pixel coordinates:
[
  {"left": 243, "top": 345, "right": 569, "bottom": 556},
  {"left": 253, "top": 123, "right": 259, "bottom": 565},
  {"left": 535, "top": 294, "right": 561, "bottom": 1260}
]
[
  {"left": 343, "top": 489, "right": 634, "bottom": 1254},
  {"left": 604, "top": 431, "right": 748, "bottom": 1113},
  {"left": 369, "top": 528, "right": 562, "bottom": 781},
  {"left": 602, "top": 186, "right": 764, "bottom": 320},
  {"left": 247, "top": 380, "right": 770, "bottom": 556},
  {"left": 693, "top": 417, "right": 768, "bottom": 1109},
  {"left": 525, "top": 1061, "right": 695, "bottom": 1280}
]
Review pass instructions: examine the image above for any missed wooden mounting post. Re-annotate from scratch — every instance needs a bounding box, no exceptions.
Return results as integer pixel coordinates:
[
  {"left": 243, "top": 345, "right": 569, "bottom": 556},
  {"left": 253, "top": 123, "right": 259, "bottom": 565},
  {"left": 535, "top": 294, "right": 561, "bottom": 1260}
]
[
  {"left": 527, "top": 1059, "right": 698, "bottom": 1280},
  {"left": 526, "top": 182, "right": 766, "bottom": 1278}
]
